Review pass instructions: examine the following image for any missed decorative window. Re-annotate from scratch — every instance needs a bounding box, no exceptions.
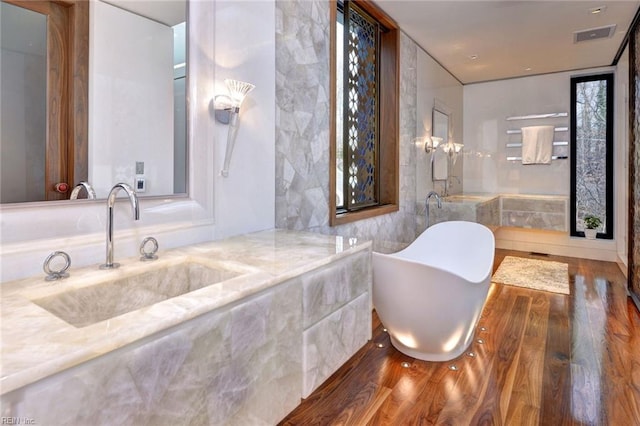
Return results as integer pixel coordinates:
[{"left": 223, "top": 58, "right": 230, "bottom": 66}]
[
  {"left": 330, "top": 1, "right": 399, "bottom": 226},
  {"left": 570, "top": 73, "right": 614, "bottom": 239}
]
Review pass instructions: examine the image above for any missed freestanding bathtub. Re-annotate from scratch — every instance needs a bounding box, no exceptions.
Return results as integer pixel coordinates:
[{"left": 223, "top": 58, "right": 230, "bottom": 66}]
[{"left": 372, "top": 221, "right": 495, "bottom": 361}]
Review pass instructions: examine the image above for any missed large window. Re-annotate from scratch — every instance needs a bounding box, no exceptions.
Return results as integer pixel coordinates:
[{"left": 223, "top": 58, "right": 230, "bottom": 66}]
[
  {"left": 330, "top": 0, "right": 399, "bottom": 226},
  {"left": 570, "top": 73, "right": 614, "bottom": 239}
]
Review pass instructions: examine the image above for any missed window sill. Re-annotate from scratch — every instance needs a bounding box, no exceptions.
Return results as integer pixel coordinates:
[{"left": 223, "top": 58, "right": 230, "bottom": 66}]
[{"left": 331, "top": 203, "right": 399, "bottom": 227}]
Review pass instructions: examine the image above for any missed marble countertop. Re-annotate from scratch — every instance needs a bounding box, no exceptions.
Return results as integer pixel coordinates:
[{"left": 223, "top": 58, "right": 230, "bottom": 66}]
[
  {"left": 442, "top": 194, "right": 497, "bottom": 204},
  {"left": 0, "top": 230, "right": 371, "bottom": 394},
  {"left": 442, "top": 193, "right": 568, "bottom": 204}
]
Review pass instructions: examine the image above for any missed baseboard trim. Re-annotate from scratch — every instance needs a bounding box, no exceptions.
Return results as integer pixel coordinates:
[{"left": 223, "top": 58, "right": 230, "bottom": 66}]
[
  {"left": 617, "top": 254, "right": 629, "bottom": 277},
  {"left": 494, "top": 227, "right": 618, "bottom": 262}
]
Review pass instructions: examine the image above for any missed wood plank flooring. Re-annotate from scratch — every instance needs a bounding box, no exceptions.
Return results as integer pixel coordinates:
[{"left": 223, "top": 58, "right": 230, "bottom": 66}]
[{"left": 279, "top": 249, "right": 640, "bottom": 425}]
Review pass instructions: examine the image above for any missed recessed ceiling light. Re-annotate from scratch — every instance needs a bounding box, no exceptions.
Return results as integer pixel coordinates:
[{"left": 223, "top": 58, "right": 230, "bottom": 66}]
[
  {"left": 588, "top": 6, "right": 606, "bottom": 14},
  {"left": 469, "top": 54, "right": 479, "bottom": 60}
]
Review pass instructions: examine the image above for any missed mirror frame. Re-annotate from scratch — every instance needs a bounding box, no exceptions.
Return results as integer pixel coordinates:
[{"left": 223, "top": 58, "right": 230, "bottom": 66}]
[
  {"left": 1, "top": 0, "right": 188, "bottom": 206},
  {"left": 431, "top": 105, "right": 450, "bottom": 182}
]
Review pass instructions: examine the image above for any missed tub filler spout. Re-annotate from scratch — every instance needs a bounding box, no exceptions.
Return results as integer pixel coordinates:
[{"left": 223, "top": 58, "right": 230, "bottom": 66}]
[{"left": 425, "top": 191, "right": 442, "bottom": 228}]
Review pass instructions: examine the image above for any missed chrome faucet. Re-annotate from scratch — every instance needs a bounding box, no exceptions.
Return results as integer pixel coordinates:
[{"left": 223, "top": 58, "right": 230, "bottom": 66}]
[
  {"left": 69, "top": 181, "right": 96, "bottom": 200},
  {"left": 101, "top": 183, "right": 140, "bottom": 269},
  {"left": 425, "top": 191, "right": 442, "bottom": 228}
]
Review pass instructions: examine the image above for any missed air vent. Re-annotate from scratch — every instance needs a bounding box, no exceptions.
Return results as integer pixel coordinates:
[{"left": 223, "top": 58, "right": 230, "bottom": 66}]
[{"left": 574, "top": 24, "right": 616, "bottom": 43}]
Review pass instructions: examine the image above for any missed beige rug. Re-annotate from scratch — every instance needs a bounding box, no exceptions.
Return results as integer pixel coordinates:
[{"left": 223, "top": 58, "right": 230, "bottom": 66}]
[{"left": 492, "top": 256, "right": 570, "bottom": 295}]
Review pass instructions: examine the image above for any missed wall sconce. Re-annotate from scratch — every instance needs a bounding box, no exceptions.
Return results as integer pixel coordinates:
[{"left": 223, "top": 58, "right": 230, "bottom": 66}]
[
  {"left": 424, "top": 136, "right": 442, "bottom": 153},
  {"left": 214, "top": 79, "right": 255, "bottom": 177},
  {"left": 442, "top": 141, "right": 464, "bottom": 164}
]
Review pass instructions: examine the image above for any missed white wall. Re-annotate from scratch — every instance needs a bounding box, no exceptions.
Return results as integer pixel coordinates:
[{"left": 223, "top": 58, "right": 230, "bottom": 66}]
[
  {"left": 415, "top": 48, "right": 464, "bottom": 202},
  {"left": 463, "top": 66, "right": 625, "bottom": 261},
  {"left": 213, "top": 0, "right": 276, "bottom": 239},
  {"left": 463, "top": 72, "right": 574, "bottom": 195}
]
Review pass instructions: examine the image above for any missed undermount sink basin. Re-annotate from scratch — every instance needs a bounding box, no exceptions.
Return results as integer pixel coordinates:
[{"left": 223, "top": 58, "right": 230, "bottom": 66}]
[{"left": 32, "top": 261, "right": 242, "bottom": 328}]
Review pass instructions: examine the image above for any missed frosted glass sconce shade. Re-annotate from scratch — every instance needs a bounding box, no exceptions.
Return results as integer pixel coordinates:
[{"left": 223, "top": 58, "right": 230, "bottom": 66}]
[
  {"left": 214, "top": 79, "right": 255, "bottom": 124},
  {"left": 225, "top": 79, "right": 255, "bottom": 108},
  {"left": 442, "top": 141, "right": 463, "bottom": 154},
  {"left": 213, "top": 79, "right": 255, "bottom": 177},
  {"left": 442, "top": 141, "right": 464, "bottom": 165}
]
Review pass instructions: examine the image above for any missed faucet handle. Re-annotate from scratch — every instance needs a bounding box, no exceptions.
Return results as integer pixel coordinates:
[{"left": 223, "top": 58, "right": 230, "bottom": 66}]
[
  {"left": 43, "top": 251, "right": 71, "bottom": 281},
  {"left": 139, "top": 237, "right": 159, "bottom": 261}
]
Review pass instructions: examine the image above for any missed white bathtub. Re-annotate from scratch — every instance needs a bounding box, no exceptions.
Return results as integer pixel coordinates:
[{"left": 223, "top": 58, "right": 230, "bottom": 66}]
[{"left": 372, "top": 221, "right": 495, "bottom": 361}]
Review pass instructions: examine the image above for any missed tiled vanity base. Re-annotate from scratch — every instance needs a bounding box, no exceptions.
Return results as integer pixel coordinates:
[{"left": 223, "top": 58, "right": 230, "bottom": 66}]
[
  {"left": 2, "top": 282, "right": 303, "bottom": 425},
  {"left": 1, "top": 231, "right": 372, "bottom": 425},
  {"left": 301, "top": 251, "right": 371, "bottom": 397},
  {"left": 421, "top": 193, "right": 568, "bottom": 233},
  {"left": 303, "top": 293, "right": 370, "bottom": 397}
]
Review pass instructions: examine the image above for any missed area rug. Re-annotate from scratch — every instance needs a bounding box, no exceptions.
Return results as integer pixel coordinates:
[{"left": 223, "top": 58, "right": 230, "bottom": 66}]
[{"left": 492, "top": 256, "right": 570, "bottom": 295}]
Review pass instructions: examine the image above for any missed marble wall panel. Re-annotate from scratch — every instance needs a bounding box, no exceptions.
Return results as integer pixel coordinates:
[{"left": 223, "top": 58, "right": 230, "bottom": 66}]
[
  {"left": 302, "top": 250, "right": 370, "bottom": 328},
  {"left": 501, "top": 197, "right": 567, "bottom": 231},
  {"left": 476, "top": 198, "right": 501, "bottom": 228},
  {"left": 302, "top": 292, "right": 370, "bottom": 397},
  {"left": 2, "top": 281, "right": 303, "bottom": 425},
  {"left": 275, "top": 0, "right": 418, "bottom": 248},
  {"left": 501, "top": 197, "right": 566, "bottom": 214},
  {"left": 275, "top": 0, "right": 331, "bottom": 232},
  {"left": 419, "top": 201, "right": 477, "bottom": 228},
  {"left": 501, "top": 211, "right": 566, "bottom": 231}
]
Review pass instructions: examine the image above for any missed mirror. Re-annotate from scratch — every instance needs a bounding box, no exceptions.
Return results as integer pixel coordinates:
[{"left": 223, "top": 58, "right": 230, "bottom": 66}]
[
  {"left": 0, "top": 0, "right": 187, "bottom": 204},
  {"left": 432, "top": 107, "right": 449, "bottom": 181}
]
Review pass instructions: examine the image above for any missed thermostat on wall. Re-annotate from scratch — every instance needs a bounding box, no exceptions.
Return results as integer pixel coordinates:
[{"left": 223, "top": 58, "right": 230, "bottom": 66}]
[{"left": 135, "top": 177, "right": 146, "bottom": 193}]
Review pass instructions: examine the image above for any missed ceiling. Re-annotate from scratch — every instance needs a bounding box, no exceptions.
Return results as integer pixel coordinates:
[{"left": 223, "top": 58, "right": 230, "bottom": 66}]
[
  {"left": 375, "top": 1, "right": 639, "bottom": 84},
  {"left": 105, "top": 0, "right": 185, "bottom": 26}
]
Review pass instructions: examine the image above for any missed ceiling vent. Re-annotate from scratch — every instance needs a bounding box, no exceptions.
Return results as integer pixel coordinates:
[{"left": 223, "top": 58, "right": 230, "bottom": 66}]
[{"left": 574, "top": 25, "right": 617, "bottom": 43}]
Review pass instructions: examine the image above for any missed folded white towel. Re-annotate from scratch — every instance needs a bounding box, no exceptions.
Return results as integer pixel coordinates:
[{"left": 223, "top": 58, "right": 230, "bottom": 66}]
[{"left": 521, "top": 125, "right": 554, "bottom": 165}]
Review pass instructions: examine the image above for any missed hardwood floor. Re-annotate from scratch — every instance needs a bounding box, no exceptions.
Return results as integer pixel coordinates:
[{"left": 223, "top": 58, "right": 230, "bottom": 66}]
[{"left": 279, "top": 250, "right": 640, "bottom": 425}]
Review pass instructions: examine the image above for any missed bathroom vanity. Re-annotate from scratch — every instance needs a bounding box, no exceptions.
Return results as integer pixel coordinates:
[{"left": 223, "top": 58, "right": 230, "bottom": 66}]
[
  {"left": 0, "top": 230, "right": 372, "bottom": 425},
  {"left": 419, "top": 193, "right": 568, "bottom": 233}
]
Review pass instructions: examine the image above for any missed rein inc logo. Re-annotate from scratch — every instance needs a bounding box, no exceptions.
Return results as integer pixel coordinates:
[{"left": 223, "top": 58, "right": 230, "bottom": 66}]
[{"left": 1, "top": 418, "right": 35, "bottom": 425}]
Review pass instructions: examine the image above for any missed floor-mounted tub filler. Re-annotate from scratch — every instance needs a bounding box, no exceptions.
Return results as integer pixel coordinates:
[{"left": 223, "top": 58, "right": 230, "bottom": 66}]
[{"left": 372, "top": 221, "right": 495, "bottom": 361}]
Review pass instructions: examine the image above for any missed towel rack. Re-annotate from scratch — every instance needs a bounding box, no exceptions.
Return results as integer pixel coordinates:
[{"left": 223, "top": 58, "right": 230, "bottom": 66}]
[
  {"left": 504, "top": 112, "right": 569, "bottom": 162},
  {"left": 506, "top": 141, "right": 569, "bottom": 148},
  {"left": 507, "top": 155, "right": 568, "bottom": 161},
  {"left": 506, "top": 126, "right": 568, "bottom": 134},
  {"left": 506, "top": 112, "right": 568, "bottom": 121}
]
